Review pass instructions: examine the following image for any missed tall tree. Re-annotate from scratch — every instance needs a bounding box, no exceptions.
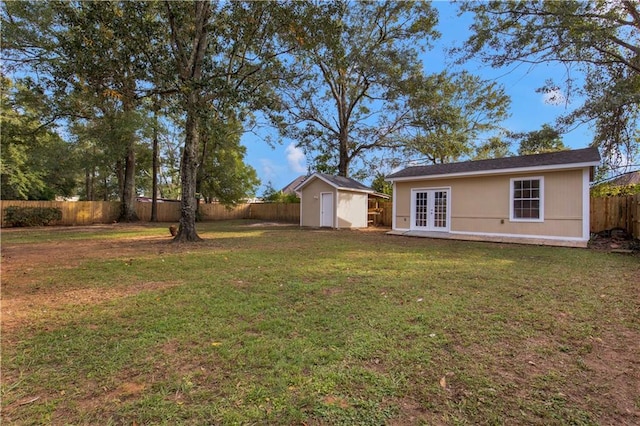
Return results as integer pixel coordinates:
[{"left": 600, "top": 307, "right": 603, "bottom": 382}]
[
  {"left": 2, "top": 0, "right": 158, "bottom": 220},
  {"left": 473, "top": 136, "right": 512, "bottom": 160},
  {"left": 276, "top": 0, "right": 439, "bottom": 177},
  {"left": 1, "top": 76, "right": 79, "bottom": 200},
  {"left": 160, "top": 1, "right": 288, "bottom": 241},
  {"left": 197, "top": 118, "right": 260, "bottom": 205},
  {"left": 401, "top": 71, "right": 510, "bottom": 164},
  {"left": 163, "top": 0, "right": 211, "bottom": 242},
  {"left": 457, "top": 0, "right": 640, "bottom": 170},
  {"left": 513, "top": 124, "right": 567, "bottom": 156}
]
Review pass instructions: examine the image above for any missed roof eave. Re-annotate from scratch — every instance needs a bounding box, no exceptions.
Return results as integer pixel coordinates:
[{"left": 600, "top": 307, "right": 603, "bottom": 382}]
[
  {"left": 335, "top": 186, "right": 376, "bottom": 194},
  {"left": 386, "top": 161, "right": 601, "bottom": 182},
  {"left": 295, "top": 172, "right": 376, "bottom": 194}
]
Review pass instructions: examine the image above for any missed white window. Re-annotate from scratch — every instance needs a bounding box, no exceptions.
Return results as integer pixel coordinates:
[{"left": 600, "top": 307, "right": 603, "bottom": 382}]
[{"left": 510, "top": 177, "right": 544, "bottom": 222}]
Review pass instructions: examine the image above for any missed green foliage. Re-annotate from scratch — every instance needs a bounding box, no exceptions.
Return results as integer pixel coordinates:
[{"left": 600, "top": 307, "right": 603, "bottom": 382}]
[
  {"left": 512, "top": 124, "right": 567, "bottom": 156},
  {"left": 276, "top": 1, "right": 440, "bottom": 177},
  {"left": 474, "top": 136, "right": 512, "bottom": 160},
  {"left": 198, "top": 119, "right": 261, "bottom": 206},
  {"left": 2, "top": 1, "right": 159, "bottom": 213},
  {"left": 0, "top": 77, "right": 79, "bottom": 200},
  {"left": 458, "top": 0, "right": 639, "bottom": 170},
  {"left": 3, "top": 206, "right": 62, "bottom": 227},
  {"left": 591, "top": 182, "right": 640, "bottom": 197},
  {"left": 402, "top": 71, "right": 511, "bottom": 164},
  {"left": 261, "top": 182, "right": 300, "bottom": 203},
  {"left": 370, "top": 172, "right": 392, "bottom": 197},
  {"left": 3, "top": 1, "right": 285, "bottom": 233}
]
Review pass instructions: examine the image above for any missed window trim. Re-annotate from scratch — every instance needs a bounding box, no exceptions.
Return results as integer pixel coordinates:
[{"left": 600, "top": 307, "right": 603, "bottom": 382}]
[{"left": 509, "top": 176, "right": 544, "bottom": 222}]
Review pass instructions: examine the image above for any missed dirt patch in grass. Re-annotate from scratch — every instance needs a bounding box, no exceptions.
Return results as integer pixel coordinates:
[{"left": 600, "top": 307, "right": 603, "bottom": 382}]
[
  {"left": 581, "top": 329, "right": 640, "bottom": 422},
  {"left": 1, "top": 224, "right": 187, "bottom": 334}
]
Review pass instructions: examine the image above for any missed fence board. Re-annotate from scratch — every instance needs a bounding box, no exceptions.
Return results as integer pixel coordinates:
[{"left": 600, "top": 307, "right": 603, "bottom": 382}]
[
  {"left": 590, "top": 194, "right": 640, "bottom": 238},
  {"left": 632, "top": 194, "right": 640, "bottom": 239},
  {"left": 135, "top": 202, "right": 182, "bottom": 222},
  {"left": 199, "top": 203, "right": 249, "bottom": 221},
  {"left": 0, "top": 200, "right": 121, "bottom": 227},
  {"left": 379, "top": 201, "right": 392, "bottom": 227},
  {"left": 249, "top": 203, "right": 300, "bottom": 222}
]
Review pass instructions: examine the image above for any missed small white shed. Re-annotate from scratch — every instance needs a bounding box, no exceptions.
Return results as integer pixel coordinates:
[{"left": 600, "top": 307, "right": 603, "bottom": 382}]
[{"left": 296, "top": 173, "right": 384, "bottom": 229}]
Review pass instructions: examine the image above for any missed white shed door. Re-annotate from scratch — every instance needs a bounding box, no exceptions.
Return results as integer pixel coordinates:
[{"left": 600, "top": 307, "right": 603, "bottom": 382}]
[{"left": 320, "top": 192, "right": 334, "bottom": 227}]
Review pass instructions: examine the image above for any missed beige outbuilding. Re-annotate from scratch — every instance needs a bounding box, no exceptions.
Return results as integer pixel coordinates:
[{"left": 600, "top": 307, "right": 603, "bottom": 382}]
[
  {"left": 386, "top": 147, "right": 601, "bottom": 247},
  {"left": 296, "top": 173, "right": 387, "bottom": 229}
]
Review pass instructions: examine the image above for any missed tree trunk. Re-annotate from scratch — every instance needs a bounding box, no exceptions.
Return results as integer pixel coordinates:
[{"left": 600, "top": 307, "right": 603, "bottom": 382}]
[
  {"left": 167, "top": 0, "right": 210, "bottom": 242},
  {"left": 173, "top": 105, "right": 203, "bottom": 242},
  {"left": 338, "top": 128, "right": 350, "bottom": 177},
  {"left": 115, "top": 159, "right": 124, "bottom": 200},
  {"left": 85, "top": 168, "right": 93, "bottom": 201},
  {"left": 151, "top": 102, "right": 159, "bottom": 222},
  {"left": 118, "top": 94, "right": 139, "bottom": 222},
  {"left": 119, "top": 141, "right": 139, "bottom": 222}
]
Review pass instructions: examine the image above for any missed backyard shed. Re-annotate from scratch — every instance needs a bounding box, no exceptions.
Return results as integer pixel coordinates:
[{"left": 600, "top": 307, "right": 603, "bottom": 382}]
[
  {"left": 386, "top": 147, "right": 601, "bottom": 247},
  {"left": 296, "top": 173, "right": 387, "bottom": 229}
]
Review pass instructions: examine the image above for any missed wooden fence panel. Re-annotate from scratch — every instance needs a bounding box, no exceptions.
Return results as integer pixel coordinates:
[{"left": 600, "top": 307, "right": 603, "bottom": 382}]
[
  {"left": 0, "top": 200, "right": 120, "bottom": 226},
  {"left": 88, "top": 201, "right": 121, "bottom": 224},
  {"left": 631, "top": 194, "right": 640, "bottom": 239},
  {"left": 379, "top": 201, "right": 392, "bottom": 227},
  {"left": 135, "top": 202, "right": 182, "bottom": 222},
  {"left": 199, "top": 203, "right": 250, "bottom": 221},
  {"left": 590, "top": 194, "right": 640, "bottom": 238},
  {"left": 249, "top": 203, "right": 300, "bottom": 222}
]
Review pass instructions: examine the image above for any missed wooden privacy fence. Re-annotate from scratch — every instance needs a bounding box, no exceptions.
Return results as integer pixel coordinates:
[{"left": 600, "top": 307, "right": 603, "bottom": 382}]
[
  {"left": 0, "top": 200, "right": 300, "bottom": 227},
  {"left": 134, "top": 202, "right": 251, "bottom": 222},
  {"left": 0, "top": 200, "right": 122, "bottom": 226},
  {"left": 249, "top": 203, "right": 300, "bottom": 222},
  {"left": 590, "top": 194, "right": 640, "bottom": 238}
]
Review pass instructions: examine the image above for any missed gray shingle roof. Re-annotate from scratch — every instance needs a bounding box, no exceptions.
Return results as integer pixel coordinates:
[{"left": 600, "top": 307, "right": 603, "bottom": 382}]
[
  {"left": 607, "top": 171, "right": 640, "bottom": 186},
  {"left": 316, "top": 173, "right": 374, "bottom": 191},
  {"left": 387, "top": 147, "right": 600, "bottom": 180},
  {"left": 295, "top": 172, "right": 375, "bottom": 193},
  {"left": 281, "top": 175, "right": 307, "bottom": 194}
]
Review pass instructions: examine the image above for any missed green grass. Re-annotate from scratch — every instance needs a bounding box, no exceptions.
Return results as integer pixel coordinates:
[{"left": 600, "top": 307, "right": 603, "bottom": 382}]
[{"left": 2, "top": 221, "right": 638, "bottom": 425}]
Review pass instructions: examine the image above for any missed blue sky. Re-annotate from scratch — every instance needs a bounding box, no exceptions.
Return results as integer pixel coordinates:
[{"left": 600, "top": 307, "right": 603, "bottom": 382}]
[{"left": 242, "top": 1, "right": 595, "bottom": 194}]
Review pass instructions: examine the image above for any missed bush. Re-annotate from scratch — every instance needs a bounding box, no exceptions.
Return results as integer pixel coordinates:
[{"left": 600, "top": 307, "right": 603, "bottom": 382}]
[{"left": 3, "top": 206, "right": 63, "bottom": 227}]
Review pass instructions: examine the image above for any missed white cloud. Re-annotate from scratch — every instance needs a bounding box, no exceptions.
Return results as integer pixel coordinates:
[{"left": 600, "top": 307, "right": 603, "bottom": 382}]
[
  {"left": 285, "top": 143, "right": 307, "bottom": 173},
  {"left": 259, "top": 158, "right": 280, "bottom": 181},
  {"left": 542, "top": 88, "right": 566, "bottom": 106}
]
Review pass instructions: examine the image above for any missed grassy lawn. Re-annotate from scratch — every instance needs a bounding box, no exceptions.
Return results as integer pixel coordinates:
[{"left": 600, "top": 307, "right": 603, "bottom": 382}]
[{"left": 1, "top": 221, "right": 639, "bottom": 425}]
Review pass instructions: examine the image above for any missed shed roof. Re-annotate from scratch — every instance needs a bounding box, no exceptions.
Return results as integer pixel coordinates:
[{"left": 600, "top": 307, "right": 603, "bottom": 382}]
[
  {"left": 387, "top": 147, "right": 600, "bottom": 181},
  {"left": 295, "top": 172, "right": 388, "bottom": 198},
  {"left": 281, "top": 175, "right": 307, "bottom": 195},
  {"left": 606, "top": 170, "right": 640, "bottom": 186}
]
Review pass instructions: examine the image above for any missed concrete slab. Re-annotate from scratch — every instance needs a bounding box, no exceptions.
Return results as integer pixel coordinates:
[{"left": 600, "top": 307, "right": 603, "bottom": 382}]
[{"left": 386, "top": 230, "right": 588, "bottom": 248}]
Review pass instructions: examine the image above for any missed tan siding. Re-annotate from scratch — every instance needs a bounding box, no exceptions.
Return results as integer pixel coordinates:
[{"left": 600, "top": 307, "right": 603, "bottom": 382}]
[
  {"left": 394, "top": 181, "right": 413, "bottom": 228},
  {"left": 544, "top": 170, "right": 583, "bottom": 220},
  {"left": 300, "top": 179, "right": 335, "bottom": 227},
  {"left": 337, "top": 191, "right": 368, "bottom": 228},
  {"left": 393, "top": 169, "right": 586, "bottom": 239}
]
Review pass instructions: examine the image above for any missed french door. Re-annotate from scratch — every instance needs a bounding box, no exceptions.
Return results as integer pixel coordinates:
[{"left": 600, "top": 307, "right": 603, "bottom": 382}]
[{"left": 411, "top": 189, "right": 450, "bottom": 231}]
